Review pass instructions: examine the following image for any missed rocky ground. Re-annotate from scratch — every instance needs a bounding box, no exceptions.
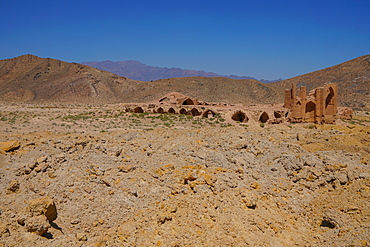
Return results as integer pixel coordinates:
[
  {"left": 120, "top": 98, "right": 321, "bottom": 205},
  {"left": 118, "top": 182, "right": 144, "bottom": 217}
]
[{"left": 0, "top": 103, "right": 369, "bottom": 246}]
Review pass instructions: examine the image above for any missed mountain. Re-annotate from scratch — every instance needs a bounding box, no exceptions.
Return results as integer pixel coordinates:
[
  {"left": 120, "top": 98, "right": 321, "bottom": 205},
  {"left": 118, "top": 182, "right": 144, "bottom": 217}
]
[
  {"left": 80, "top": 60, "right": 281, "bottom": 83},
  {"left": 0, "top": 55, "right": 276, "bottom": 105},
  {"left": 0, "top": 54, "right": 369, "bottom": 110},
  {"left": 0, "top": 54, "right": 139, "bottom": 103}
]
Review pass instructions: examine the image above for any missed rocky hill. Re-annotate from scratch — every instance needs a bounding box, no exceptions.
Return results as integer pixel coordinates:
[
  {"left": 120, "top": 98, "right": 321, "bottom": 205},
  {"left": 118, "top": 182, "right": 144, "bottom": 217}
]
[
  {"left": 0, "top": 55, "right": 280, "bottom": 105},
  {"left": 0, "top": 55, "right": 140, "bottom": 104},
  {"left": 80, "top": 60, "right": 281, "bottom": 83},
  {"left": 0, "top": 54, "right": 369, "bottom": 110}
]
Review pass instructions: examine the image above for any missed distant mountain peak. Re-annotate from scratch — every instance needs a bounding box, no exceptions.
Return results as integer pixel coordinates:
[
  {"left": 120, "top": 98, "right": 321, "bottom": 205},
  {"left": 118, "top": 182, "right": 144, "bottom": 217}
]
[{"left": 80, "top": 60, "right": 280, "bottom": 83}]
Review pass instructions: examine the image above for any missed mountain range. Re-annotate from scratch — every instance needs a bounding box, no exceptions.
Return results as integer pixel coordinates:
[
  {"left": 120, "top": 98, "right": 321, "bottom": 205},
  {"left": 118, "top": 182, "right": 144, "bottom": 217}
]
[
  {"left": 80, "top": 60, "right": 282, "bottom": 83},
  {"left": 0, "top": 54, "right": 369, "bottom": 110}
]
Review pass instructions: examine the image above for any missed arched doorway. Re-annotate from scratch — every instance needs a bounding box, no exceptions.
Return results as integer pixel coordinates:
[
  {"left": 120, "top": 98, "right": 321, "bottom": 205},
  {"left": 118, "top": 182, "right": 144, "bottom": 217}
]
[
  {"left": 259, "top": 112, "right": 269, "bottom": 123},
  {"left": 231, "top": 111, "right": 248, "bottom": 123},
  {"left": 179, "top": 108, "right": 188, "bottom": 115},
  {"left": 325, "top": 86, "right": 335, "bottom": 117},
  {"left": 274, "top": 111, "right": 282, "bottom": 118},
  {"left": 202, "top": 110, "right": 215, "bottom": 118},
  {"left": 325, "top": 87, "right": 334, "bottom": 108},
  {"left": 157, "top": 107, "right": 164, "bottom": 114},
  {"left": 168, "top": 108, "right": 176, "bottom": 114},
  {"left": 190, "top": 108, "right": 201, "bottom": 116},
  {"left": 182, "top": 98, "right": 194, "bottom": 105},
  {"left": 133, "top": 107, "right": 144, "bottom": 113},
  {"left": 305, "top": 101, "right": 316, "bottom": 122}
]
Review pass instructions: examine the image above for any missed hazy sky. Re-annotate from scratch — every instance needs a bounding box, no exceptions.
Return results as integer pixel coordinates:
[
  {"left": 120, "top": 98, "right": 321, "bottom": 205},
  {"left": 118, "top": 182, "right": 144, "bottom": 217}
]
[{"left": 1, "top": 0, "right": 369, "bottom": 80}]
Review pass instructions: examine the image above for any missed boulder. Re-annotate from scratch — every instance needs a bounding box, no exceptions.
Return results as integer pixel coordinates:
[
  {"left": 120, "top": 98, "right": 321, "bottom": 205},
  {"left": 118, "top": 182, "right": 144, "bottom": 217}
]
[
  {"left": 27, "top": 196, "right": 57, "bottom": 222},
  {"left": 25, "top": 215, "right": 50, "bottom": 235},
  {"left": 17, "top": 196, "right": 57, "bottom": 236},
  {"left": 0, "top": 140, "right": 20, "bottom": 152},
  {"left": 6, "top": 180, "right": 20, "bottom": 193}
]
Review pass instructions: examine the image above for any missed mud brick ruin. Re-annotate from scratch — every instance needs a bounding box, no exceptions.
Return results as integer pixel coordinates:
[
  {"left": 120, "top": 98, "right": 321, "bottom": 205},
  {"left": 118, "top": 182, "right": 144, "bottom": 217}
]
[
  {"left": 122, "top": 84, "right": 352, "bottom": 125},
  {"left": 284, "top": 83, "right": 342, "bottom": 124}
]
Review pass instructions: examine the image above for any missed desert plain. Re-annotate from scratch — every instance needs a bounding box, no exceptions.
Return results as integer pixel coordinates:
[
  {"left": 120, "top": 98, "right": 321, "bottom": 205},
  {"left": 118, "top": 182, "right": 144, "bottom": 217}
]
[{"left": 0, "top": 102, "right": 369, "bottom": 246}]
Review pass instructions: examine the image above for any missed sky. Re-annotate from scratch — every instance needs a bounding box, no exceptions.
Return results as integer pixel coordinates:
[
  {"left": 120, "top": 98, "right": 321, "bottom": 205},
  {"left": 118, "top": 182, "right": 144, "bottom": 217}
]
[{"left": 1, "top": 0, "right": 369, "bottom": 80}]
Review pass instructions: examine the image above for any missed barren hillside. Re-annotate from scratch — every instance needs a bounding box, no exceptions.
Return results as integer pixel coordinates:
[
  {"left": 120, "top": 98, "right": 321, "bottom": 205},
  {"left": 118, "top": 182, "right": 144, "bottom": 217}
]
[
  {"left": 122, "top": 76, "right": 279, "bottom": 105},
  {"left": 0, "top": 55, "right": 140, "bottom": 104},
  {"left": 0, "top": 55, "right": 282, "bottom": 105},
  {"left": 0, "top": 54, "right": 369, "bottom": 110}
]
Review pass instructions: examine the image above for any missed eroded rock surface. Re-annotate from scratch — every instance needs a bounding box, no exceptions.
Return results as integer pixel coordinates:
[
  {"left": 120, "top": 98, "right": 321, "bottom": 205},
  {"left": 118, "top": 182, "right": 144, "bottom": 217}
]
[{"left": 0, "top": 107, "right": 369, "bottom": 246}]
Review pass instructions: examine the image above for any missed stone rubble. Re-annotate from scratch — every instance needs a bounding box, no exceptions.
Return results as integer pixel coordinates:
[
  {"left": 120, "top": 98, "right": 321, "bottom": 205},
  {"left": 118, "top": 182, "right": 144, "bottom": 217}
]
[{"left": 0, "top": 123, "right": 369, "bottom": 246}]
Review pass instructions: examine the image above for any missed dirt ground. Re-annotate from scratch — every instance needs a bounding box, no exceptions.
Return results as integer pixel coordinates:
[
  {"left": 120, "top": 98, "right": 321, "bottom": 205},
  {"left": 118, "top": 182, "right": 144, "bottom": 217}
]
[{"left": 0, "top": 103, "right": 369, "bottom": 246}]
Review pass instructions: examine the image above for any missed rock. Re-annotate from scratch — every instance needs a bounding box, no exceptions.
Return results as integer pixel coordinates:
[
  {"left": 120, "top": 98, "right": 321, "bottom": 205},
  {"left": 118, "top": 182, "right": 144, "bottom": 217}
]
[
  {"left": 28, "top": 162, "right": 37, "bottom": 170},
  {"left": 0, "top": 140, "right": 20, "bottom": 152},
  {"left": 277, "top": 155, "right": 303, "bottom": 173},
  {"left": 157, "top": 215, "right": 172, "bottom": 224},
  {"left": 359, "top": 173, "right": 368, "bottom": 179},
  {"left": 6, "top": 180, "right": 20, "bottom": 193},
  {"left": 76, "top": 233, "right": 87, "bottom": 241},
  {"left": 336, "top": 172, "right": 348, "bottom": 185},
  {"left": 55, "top": 154, "right": 66, "bottom": 163},
  {"left": 0, "top": 223, "right": 10, "bottom": 238},
  {"left": 17, "top": 197, "right": 57, "bottom": 236},
  {"left": 71, "top": 219, "right": 81, "bottom": 225},
  {"left": 240, "top": 190, "right": 258, "bottom": 209},
  {"left": 325, "top": 163, "right": 347, "bottom": 172},
  {"left": 27, "top": 196, "right": 57, "bottom": 222},
  {"left": 36, "top": 156, "right": 48, "bottom": 164},
  {"left": 34, "top": 163, "right": 49, "bottom": 173},
  {"left": 321, "top": 209, "right": 350, "bottom": 229},
  {"left": 118, "top": 164, "right": 135, "bottom": 173},
  {"left": 193, "top": 184, "right": 211, "bottom": 193},
  {"left": 25, "top": 215, "right": 50, "bottom": 235},
  {"left": 22, "top": 166, "right": 33, "bottom": 175}
]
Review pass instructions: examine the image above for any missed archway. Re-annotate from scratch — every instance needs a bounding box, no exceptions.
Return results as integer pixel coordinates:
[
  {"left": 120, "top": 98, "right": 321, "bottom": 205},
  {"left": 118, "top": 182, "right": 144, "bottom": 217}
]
[
  {"left": 133, "top": 107, "right": 144, "bottom": 113},
  {"left": 231, "top": 111, "right": 248, "bottom": 123},
  {"left": 305, "top": 101, "right": 316, "bottom": 122},
  {"left": 325, "top": 87, "right": 334, "bottom": 108},
  {"left": 168, "top": 108, "right": 176, "bottom": 114},
  {"left": 259, "top": 112, "right": 269, "bottom": 123},
  {"left": 179, "top": 108, "right": 188, "bottom": 115},
  {"left": 182, "top": 98, "right": 194, "bottom": 105},
  {"left": 190, "top": 108, "right": 201, "bottom": 116},
  {"left": 202, "top": 110, "right": 216, "bottom": 118},
  {"left": 274, "top": 111, "right": 282, "bottom": 118},
  {"left": 157, "top": 107, "right": 164, "bottom": 114}
]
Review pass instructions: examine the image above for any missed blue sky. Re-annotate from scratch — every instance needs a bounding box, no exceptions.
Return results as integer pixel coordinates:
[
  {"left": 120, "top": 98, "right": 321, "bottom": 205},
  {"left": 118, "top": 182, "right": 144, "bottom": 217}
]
[{"left": 1, "top": 0, "right": 369, "bottom": 80}]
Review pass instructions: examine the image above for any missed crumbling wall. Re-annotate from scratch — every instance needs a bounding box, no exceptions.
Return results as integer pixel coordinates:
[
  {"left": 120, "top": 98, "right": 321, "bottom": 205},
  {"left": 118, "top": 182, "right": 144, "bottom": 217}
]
[{"left": 284, "top": 83, "right": 340, "bottom": 124}]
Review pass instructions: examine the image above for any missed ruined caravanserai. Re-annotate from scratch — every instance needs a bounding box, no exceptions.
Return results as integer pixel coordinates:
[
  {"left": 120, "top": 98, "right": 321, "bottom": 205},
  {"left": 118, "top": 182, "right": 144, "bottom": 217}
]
[{"left": 122, "top": 83, "right": 352, "bottom": 125}]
